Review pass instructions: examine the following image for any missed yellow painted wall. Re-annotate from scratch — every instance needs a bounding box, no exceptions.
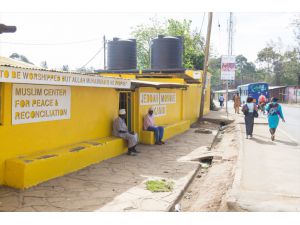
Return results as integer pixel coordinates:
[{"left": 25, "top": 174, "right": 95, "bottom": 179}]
[
  {"left": 135, "top": 87, "right": 183, "bottom": 135},
  {"left": 183, "top": 84, "right": 202, "bottom": 124},
  {"left": 0, "top": 83, "right": 120, "bottom": 184},
  {"left": 0, "top": 72, "right": 211, "bottom": 186}
]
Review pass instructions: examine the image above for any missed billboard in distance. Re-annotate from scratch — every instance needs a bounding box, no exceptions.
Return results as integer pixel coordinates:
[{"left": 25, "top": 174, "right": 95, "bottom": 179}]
[{"left": 221, "top": 55, "right": 236, "bottom": 80}]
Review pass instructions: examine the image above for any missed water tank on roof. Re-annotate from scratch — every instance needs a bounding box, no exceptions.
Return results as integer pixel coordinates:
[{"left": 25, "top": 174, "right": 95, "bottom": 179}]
[
  {"left": 151, "top": 35, "right": 183, "bottom": 69},
  {"left": 107, "top": 37, "right": 137, "bottom": 70}
]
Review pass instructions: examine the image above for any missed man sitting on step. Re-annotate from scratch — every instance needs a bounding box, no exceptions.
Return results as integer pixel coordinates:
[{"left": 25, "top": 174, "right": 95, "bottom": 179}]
[
  {"left": 143, "top": 107, "right": 165, "bottom": 145},
  {"left": 113, "top": 109, "right": 139, "bottom": 156}
]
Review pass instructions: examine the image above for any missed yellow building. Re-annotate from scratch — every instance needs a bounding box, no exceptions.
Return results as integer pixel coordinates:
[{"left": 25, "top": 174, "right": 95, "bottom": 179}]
[{"left": 0, "top": 57, "right": 210, "bottom": 189}]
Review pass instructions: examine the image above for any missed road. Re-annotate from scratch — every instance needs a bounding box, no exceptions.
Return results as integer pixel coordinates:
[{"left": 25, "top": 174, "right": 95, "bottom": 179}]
[
  {"left": 220, "top": 100, "right": 300, "bottom": 211},
  {"left": 219, "top": 100, "right": 300, "bottom": 143},
  {"left": 280, "top": 104, "right": 300, "bottom": 143}
]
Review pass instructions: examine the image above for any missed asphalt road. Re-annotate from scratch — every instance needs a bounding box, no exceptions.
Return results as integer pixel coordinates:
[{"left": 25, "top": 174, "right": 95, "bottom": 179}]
[
  {"left": 216, "top": 100, "right": 300, "bottom": 142},
  {"left": 279, "top": 104, "right": 300, "bottom": 143}
]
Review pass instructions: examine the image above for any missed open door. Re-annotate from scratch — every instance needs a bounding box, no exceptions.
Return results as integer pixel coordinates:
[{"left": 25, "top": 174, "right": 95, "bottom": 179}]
[{"left": 119, "top": 92, "right": 132, "bottom": 132}]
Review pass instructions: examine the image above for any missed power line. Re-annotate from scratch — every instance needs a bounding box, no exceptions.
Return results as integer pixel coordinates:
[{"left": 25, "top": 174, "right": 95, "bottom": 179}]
[
  {"left": 199, "top": 12, "right": 206, "bottom": 52},
  {"left": 199, "top": 12, "right": 206, "bottom": 37},
  {"left": 0, "top": 38, "right": 100, "bottom": 46},
  {"left": 80, "top": 46, "right": 104, "bottom": 69}
]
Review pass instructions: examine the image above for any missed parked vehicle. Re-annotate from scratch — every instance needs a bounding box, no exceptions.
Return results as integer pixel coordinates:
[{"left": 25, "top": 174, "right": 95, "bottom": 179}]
[{"left": 237, "top": 82, "right": 270, "bottom": 104}]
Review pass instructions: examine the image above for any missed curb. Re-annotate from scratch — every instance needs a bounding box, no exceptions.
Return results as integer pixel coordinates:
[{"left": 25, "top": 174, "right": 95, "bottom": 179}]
[
  {"left": 226, "top": 121, "right": 246, "bottom": 211},
  {"left": 168, "top": 126, "right": 222, "bottom": 212}
]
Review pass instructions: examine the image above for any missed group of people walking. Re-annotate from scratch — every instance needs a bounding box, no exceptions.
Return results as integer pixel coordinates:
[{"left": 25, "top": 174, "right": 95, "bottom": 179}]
[{"left": 241, "top": 95, "right": 285, "bottom": 141}]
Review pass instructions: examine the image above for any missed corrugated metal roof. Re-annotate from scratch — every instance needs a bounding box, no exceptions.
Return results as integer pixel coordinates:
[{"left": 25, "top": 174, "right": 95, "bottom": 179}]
[
  {"left": 0, "top": 56, "right": 42, "bottom": 69},
  {"left": 0, "top": 56, "right": 88, "bottom": 75},
  {"left": 213, "top": 89, "right": 237, "bottom": 93}
]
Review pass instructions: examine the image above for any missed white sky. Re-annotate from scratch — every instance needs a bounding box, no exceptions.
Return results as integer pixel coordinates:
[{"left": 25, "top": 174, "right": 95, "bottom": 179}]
[{"left": 0, "top": 1, "right": 299, "bottom": 70}]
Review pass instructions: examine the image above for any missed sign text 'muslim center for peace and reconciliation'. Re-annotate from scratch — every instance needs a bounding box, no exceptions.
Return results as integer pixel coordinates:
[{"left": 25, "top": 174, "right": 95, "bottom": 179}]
[{"left": 12, "top": 84, "right": 71, "bottom": 125}]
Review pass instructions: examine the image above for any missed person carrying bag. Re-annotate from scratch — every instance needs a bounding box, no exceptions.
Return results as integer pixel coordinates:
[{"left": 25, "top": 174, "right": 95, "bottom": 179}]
[{"left": 242, "top": 96, "right": 258, "bottom": 139}]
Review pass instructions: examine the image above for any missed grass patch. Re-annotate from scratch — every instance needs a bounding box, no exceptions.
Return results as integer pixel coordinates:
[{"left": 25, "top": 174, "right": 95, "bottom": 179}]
[{"left": 145, "top": 179, "right": 174, "bottom": 192}]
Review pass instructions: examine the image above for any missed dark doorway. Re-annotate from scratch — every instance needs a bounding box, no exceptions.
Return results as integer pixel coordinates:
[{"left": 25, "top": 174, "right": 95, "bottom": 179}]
[{"left": 119, "top": 92, "right": 132, "bottom": 132}]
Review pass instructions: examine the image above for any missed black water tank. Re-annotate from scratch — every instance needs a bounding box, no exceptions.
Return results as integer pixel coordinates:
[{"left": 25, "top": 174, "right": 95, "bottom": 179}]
[
  {"left": 107, "top": 37, "right": 137, "bottom": 70},
  {"left": 151, "top": 35, "right": 183, "bottom": 69}
]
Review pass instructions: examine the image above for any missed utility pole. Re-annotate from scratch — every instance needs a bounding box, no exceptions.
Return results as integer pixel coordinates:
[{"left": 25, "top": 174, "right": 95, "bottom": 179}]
[
  {"left": 199, "top": 12, "right": 213, "bottom": 121},
  {"left": 225, "top": 12, "right": 234, "bottom": 114},
  {"left": 103, "top": 35, "right": 106, "bottom": 70}
]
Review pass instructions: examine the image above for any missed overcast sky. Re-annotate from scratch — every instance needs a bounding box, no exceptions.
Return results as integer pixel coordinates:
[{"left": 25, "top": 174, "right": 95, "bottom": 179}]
[{"left": 0, "top": 1, "right": 298, "bottom": 70}]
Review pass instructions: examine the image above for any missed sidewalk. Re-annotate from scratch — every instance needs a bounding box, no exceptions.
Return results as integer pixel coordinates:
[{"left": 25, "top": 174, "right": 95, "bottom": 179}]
[
  {"left": 228, "top": 113, "right": 300, "bottom": 211},
  {"left": 0, "top": 111, "right": 228, "bottom": 212}
]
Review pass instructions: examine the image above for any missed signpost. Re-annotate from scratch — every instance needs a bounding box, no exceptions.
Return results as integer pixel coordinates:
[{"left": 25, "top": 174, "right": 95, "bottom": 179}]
[{"left": 221, "top": 55, "right": 236, "bottom": 114}]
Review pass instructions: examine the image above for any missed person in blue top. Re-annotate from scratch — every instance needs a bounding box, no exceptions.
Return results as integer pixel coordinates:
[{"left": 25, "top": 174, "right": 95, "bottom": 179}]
[
  {"left": 219, "top": 94, "right": 224, "bottom": 108},
  {"left": 265, "top": 97, "right": 285, "bottom": 141}
]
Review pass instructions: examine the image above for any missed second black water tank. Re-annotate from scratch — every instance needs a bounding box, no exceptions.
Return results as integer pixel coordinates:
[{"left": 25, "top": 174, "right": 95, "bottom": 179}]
[
  {"left": 151, "top": 35, "right": 183, "bottom": 69},
  {"left": 107, "top": 38, "right": 137, "bottom": 70}
]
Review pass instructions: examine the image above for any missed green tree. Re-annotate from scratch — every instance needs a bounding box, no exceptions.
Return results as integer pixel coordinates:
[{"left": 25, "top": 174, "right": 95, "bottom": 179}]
[
  {"left": 131, "top": 18, "right": 204, "bottom": 69},
  {"left": 131, "top": 18, "right": 166, "bottom": 69},
  {"left": 166, "top": 19, "right": 204, "bottom": 69},
  {"left": 208, "top": 57, "right": 221, "bottom": 90},
  {"left": 9, "top": 53, "right": 33, "bottom": 64},
  {"left": 291, "top": 15, "right": 300, "bottom": 85},
  {"left": 257, "top": 46, "right": 282, "bottom": 85},
  {"left": 282, "top": 49, "right": 300, "bottom": 85},
  {"left": 40, "top": 61, "right": 48, "bottom": 69},
  {"left": 62, "top": 65, "right": 69, "bottom": 72}
]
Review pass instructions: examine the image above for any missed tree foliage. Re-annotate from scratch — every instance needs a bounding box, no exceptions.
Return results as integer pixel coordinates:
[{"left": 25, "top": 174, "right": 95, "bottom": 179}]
[
  {"left": 61, "top": 65, "right": 69, "bottom": 72},
  {"left": 40, "top": 61, "right": 48, "bottom": 69},
  {"left": 131, "top": 18, "right": 204, "bottom": 69},
  {"left": 257, "top": 42, "right": 300, "bottom": 85},
  {"left": 9, "top": 53, "right": 33, "bottom": 65}
]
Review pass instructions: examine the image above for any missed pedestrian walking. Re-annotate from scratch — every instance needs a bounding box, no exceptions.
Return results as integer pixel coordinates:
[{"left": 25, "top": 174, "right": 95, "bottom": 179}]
[
  {"left": 219, "top": 94, "right": 224, "bottom": 108},
  {"left": 258, "top": 94, "right": 267, "bottom": 115},
  {"left": 242, "top": 96, "right": 258, "bottom": 139},
  {"left": 265, "top": 97, "right": 285, "bottom": 141},
  {"left": 233, "top": 92, "right": 241, "bottom": 114},
  {"left": 113, "top": 109, "right": 139, "bottom": 156}
]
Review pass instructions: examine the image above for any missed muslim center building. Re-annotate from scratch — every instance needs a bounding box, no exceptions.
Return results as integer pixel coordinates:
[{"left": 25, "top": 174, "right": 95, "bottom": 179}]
[{"left": 0, "top": 54, "right": 211, "bottom": 189}]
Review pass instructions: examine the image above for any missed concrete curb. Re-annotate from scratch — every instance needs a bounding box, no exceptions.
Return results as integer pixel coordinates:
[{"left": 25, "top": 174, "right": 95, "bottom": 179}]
[{"left": 226, "top": 120, "right": 247, "bottom": 211}]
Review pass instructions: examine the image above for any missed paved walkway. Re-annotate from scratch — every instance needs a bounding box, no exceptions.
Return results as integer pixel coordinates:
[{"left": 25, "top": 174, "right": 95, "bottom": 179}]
[
  {"left": 228, "top": 113, "right": 300, "bottom": 211},
  {"left": 0, "top": 120, "right": 220, "bottom": 212}
]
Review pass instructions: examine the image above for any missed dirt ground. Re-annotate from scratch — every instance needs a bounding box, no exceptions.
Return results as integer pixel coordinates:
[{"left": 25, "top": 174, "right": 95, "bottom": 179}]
[{"left": 176, "top": 123, "right": 239, "bottom": 212}]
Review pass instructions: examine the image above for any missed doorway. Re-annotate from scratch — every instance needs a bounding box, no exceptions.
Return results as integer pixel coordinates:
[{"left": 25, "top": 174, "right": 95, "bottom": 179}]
[{"left": 119, "top": 92, "right": 132, "bottom": 132}]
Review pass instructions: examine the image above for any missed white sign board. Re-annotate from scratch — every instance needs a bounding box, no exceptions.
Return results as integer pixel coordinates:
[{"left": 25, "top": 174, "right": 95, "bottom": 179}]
[
  {"left": 152, "top": 105, "right": 167, "bottom": 117},
  {"left": 12, "top": 84, "right": 71, "bottom": 125},
  {"left": 193, "top": 71, "right": 201, "bottom": 79},
  {"left": 140, "top": 93, "right": 160, "bottom": 105},
  {"left": 159, "top": 93, "right": 176, "bottom": 104},
  {"left": 221, "top": 55, "right": 236, "bottom": 80},
  {"left": 140, "top": 92, "right": 177, "bottom": 117},
  {"left": 0, "top": 66, "right": 131, "bottom": 89}
]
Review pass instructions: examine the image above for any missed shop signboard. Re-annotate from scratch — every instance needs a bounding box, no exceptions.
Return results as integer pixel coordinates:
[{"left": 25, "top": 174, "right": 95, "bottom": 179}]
[
  {"left": 221, "top": 55, "right": 236, "bottom": 80},
  {"left": 0, "top": 66, "right": 131, "bottom": 89},
  {"left": 12, "top": 84, "right": 71, "bottom": 125}
]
